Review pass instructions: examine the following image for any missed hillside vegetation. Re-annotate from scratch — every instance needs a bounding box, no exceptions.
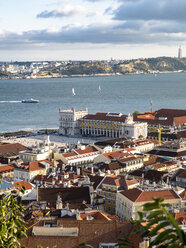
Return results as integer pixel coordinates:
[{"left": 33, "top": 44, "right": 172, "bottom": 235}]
[
  {"left": 1, "top": 57, "right": 186, "bottom": 78},
  {"left": 59, "top": 57, "right": 186, "bottom": 75},
  {"left": 115, "top": 57, "right": 186, "bottom": 74}
]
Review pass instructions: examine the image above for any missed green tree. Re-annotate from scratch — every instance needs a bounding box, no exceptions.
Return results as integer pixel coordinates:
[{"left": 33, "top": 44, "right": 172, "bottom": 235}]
[
  {"left": 0, "top": 187, "right": 27, "bottom": 247},
  {"left": 133, "top": 110, "right": 141, "bottom": 115}
]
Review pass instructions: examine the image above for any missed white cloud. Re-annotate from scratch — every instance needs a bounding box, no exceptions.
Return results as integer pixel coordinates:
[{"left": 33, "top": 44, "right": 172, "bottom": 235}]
[{"left": 37, "top": 3, "right": 94, "bottom": 18}]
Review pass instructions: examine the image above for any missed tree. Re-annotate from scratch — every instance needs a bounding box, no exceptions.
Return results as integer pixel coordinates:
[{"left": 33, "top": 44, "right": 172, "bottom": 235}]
[
  {"left": 133, "top": 110, "right": 141, "bottom": 115},
  {"left": 118, "top": 198, "right": 186, "bottom": 248},
  {"left": 0, "top": 187, "right": 27, "bottom": 248}
]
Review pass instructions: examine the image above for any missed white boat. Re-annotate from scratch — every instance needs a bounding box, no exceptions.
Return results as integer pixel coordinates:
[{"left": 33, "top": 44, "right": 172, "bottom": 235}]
[
  {"left": 72, "top": 88, "right": 76, "bottom": 96},
  {"left": 98, "top": 85, "right": 101, "bottom": 92},
  {"left": 21, "top": 98, "right": 39, "bottom": 103}
]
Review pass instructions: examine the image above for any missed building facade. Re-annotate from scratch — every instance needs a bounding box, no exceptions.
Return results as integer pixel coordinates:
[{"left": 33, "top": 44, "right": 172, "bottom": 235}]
[
  {"left": 59, "top": 108, "right": 147, "bottom": 139},
  {"left": 59, "top": 107, "right": 88, "bottom": 136},
  {"left": 54, "top": 145, "right": 100, "bottom": 166},
  {"left": 19, "top": 136, "right": 53, "bottom": 162},
  {"left": 116, "top": 188, "right": 181, "bottom": 220},
  {"left": 14, "top": 160, "right": 53, "bottom": 182},
  {"left": 80, "top": 113, "right": 147, "bottom": 139},
  {"left": 96, "top": 176, "right": 138, "bottom": 215}
]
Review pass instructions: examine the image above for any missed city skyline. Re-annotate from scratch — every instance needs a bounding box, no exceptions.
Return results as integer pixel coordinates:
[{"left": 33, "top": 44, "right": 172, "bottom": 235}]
[{"left": 1, "top": 0, "right": 186, "bottom": 61}]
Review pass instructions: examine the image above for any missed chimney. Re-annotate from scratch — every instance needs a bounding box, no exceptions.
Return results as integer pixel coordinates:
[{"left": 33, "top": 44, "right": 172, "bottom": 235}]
[
  {"left": 56, "top": 194, "right": 63, "bottom": 209},
  {"left": 77, "top": 167, "right": 80, "bottom": 176},
  {"left": 76, "top": 210, "right": 81, "bottom": 220},
  {"left": 65, "top": 202, "right": 69, "bottom": 210}
]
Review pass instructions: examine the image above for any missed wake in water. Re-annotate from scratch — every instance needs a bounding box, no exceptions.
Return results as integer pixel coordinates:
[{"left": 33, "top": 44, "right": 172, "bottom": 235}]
[{"left": 0, "top": 101, "right": 22, "bottom": 103}]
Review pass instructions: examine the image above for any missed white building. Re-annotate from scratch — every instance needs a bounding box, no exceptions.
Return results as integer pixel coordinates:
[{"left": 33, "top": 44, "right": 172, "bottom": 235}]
[
  {"left": 59, "top": 108, "right": 148, "bottom": 139},
  {"left": 80, "top": 112, "right": 147, "bottom": 139},
  {"left": 59, "top": 107, "right": 88, "bottom": 136},
  {"left": 19, "top": 135, "right": 55, "bottom": 162},
  {"left": 54, "top": 145, "right": 100, "bottom": 166},
  {"left": 14, "top": 160, "right": 53, "bottom": 182}
]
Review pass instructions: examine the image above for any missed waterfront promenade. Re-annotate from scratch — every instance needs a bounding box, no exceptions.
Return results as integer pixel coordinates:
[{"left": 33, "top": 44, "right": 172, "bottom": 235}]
[{"left": 1, "top": 134, "right": 98, "bottom": 147}]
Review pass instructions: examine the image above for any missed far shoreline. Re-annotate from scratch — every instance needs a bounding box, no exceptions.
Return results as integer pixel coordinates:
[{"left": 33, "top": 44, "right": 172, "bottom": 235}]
[{"left": 0, "top": 70, "right": 185, "bottom": 80}]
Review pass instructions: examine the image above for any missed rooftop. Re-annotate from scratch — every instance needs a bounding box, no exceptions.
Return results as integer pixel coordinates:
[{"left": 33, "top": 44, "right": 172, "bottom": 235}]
[
  {"left": 82, "top": 112, "right": 127, "bottom": 122},
  {"left": 119, "top": 188, "right": 180, "bottom": 202},
  {"left": 0, "top": 142, "right": 29, "bottom": 157},
  {"left": 38, "top": 186, "right": 91, "bottom": 204}
]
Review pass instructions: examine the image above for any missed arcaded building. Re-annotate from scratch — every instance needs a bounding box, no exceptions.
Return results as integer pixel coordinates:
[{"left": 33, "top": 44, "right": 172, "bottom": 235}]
[
  {"left": 59, "top": 108, "right": 147, "bottom": 139},
  {"left": 80, "top": 112, "right": 147, "bottom": 139}
]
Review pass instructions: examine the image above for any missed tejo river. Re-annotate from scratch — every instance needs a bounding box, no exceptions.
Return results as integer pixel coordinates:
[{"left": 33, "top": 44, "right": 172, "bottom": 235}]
[{"left": 0, "top": 73, "right": 186, "bottom": 132}]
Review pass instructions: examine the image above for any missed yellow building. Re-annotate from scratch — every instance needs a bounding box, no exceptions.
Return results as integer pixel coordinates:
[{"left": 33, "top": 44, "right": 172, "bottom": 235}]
[
  {"left": 97, "top": 176, "right": 138, "bottom": 215},
  {"left": 80, "top": 112, "right": 147, "bottom": 139},
  {"left": 116, "top": 188, "right": 181, "bottom": 220}
]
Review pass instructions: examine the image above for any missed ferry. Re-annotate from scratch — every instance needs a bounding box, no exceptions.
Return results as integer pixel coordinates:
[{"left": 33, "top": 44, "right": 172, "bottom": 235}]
[{"left": 21, "top": 98, "right": 39, "bottom": 103}]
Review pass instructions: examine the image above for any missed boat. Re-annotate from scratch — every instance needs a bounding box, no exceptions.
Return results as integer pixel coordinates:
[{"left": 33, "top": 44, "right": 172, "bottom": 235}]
[
  {"left": 72, "top": 88, "right": 76, "bottom": 96},
  {"left": 98, "top": 85, "right": 101, "bottom": 92},
  {"left": 21, "top": 98, "right": 39, "bottom": 103}
]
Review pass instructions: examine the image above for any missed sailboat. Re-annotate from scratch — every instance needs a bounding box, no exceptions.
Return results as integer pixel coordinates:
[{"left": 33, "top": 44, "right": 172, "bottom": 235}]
[
  {"left": 72, "top": 88, "right": 76, "bottom": 96},
  {"left": 98, "top": 85, "right": 101, "bottom": 92}
]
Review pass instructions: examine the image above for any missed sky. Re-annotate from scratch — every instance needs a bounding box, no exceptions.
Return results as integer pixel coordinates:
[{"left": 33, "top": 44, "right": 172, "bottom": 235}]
[{"left": 0, "top": 0, "right": 186, "bottom": 61}]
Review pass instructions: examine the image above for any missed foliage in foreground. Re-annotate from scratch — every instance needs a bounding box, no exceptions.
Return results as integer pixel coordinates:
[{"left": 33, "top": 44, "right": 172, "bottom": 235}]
[
  {"left": 0, "top": 187, "right": 27, "bottom": 248},
  {"left": 118, "top": 198, "right": 186, "bottom": 248}
]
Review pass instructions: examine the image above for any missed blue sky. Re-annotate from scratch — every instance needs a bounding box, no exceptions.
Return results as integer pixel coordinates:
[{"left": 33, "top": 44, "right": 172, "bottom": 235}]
[{"left": 0, "top": 0, "right": 185, "bottom": 61}]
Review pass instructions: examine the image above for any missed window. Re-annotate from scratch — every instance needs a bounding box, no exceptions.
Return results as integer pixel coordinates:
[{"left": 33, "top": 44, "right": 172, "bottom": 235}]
[{"left": 44, "top": 222, "right": 57, "bottom": 227}]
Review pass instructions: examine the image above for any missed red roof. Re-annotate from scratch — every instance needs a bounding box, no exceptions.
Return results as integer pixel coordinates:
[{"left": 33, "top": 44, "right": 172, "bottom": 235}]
[
  {"left": 100, "top": 176, "right": 138, "bottom": 188},
  {"left": 173, "top": 212, "right": 186, "bottom": 224},
  {"left": 103, "top": 149, "right": 134, "bottom": 160},
  {"left": 13, "top": 180, "right": 33, "bottom": 191},
  {"left": 0, "top": 143, "right": 29, "bottom": 157},
  {"left": 75, "top": 146, "right": 98, "bottom": 155},
  {"left": 62, "top": 146, "right": 98, "bottom": 158},
  {"left": 120, "top": 188, "right": 180, "bottom": 202},
  {"left": 62, "top": 152, "right": 76, "bottom": 158},
  {"left": 16, "top": 160, "right": 53, "bottom": 171},
  {"left": 134, "top": 108, "right": 186, "bottom": 126},
  {"left": 82, "top": 112, "right": 127, "bottom": 122},
  {"left": 179, "top": 189, "right": 186, "bottom": 199},
  {"left": 80, "top": 211, "right": 111, "bottom": 220},
  {"left": 0, "top": 164, "right": 14, "bottom": 173}
]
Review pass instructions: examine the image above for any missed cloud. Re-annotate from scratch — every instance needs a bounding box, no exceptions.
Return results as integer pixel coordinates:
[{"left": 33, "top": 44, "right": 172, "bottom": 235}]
[
  {"left": 37, "top": 4, "right": 93, "bottom": 18},
  {"left": 113, "top": 0, "right": 186, "bottom": 21},
  {"left": 0, "top": 21, "right": 186, "bottom": 52}
]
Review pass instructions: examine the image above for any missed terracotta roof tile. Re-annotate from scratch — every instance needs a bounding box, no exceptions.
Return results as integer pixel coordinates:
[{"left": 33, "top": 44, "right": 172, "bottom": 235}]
[
  {"left": 120, "top": 188, "right": 180, "bottom": 202},
  {"left": 103, "top": 149, "right": 134, "bottom": 160},
  {"left": 179, "top": 189, "right": 186, "bottom": 199},
  {"left": 38, "top": 187, "right": 91, "bottom": 204},
  {"left": 13, "top": 180, "right": 34, "bottom": 191},
  {"left": 0, "top": 143, "right": 29, "bottom": 157},
  {"left": 75, "top": 146, "right": 98, "bottom": 155},
  {"left": 173, "top": 212, "right": 186, "bottom": 224},
  {"left": 16, "top": 160, "right": 53, "bottom": 172},
  {"left": 21, "top": 219, "right": 132, "bottom": 248},
  {"left": 62, "top": 152, "right": 77, "bottom": 158},
  {"left": 134, "top": 108, "right": 186, "bottom": 126},
  {"left": 101, "top": 176, "right": 137, "bottom": 188},
  {"left": 0, "top": 164, "right": 14, "bottom": 173},
  {"left": 82, "top": 112, "right": 127, "bottom": 122}
]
